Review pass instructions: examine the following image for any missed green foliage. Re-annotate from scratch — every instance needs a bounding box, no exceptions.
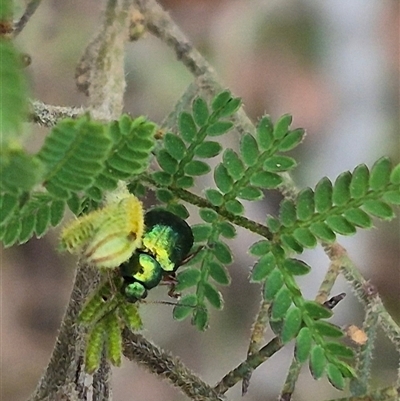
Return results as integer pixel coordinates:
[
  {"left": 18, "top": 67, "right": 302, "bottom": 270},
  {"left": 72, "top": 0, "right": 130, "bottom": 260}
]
[
  {"left": 2, "top": 90, "right": 399, "bottom": 390},
  {"left": 0, "top": 114, "right": 156, "bottom": 246}
]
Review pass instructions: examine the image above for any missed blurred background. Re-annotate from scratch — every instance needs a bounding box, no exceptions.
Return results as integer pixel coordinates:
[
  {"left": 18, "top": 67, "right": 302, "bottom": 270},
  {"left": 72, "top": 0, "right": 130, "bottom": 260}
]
[{"left": 2, "top": 1, "right": 399, "bottom": 400}]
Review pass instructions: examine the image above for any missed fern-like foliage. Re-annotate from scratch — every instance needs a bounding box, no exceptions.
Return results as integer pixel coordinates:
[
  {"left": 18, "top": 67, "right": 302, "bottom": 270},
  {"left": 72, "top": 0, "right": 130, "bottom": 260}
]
[
  {"left": 1, "top": 91, "right": 399, "bottom": 387},
  {"left": 0, "top": 115, "right": 156, "bottom": 246}
]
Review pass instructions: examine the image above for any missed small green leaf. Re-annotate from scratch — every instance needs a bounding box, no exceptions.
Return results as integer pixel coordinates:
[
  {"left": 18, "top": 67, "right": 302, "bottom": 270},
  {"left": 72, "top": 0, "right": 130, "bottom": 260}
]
[
  {"left": 217, "top": 97, "right": 241, "bottom": 118},
  {"left": 208, "top": 261, "right": 231, "bottom": 285},
  {"left": 315, "top": 177, "right": 333, "bottom": 213},
  {"left": 296, "top": 188, "right": 314, "bottom": 221},
  {"left": 369, "top": 157, "right": 391, "bottom": 190},
  {"left": 156, "top": 188, "right": 174, "bottom": 203},
  {"left": 309, "top": 345, "right": 327, "bottom": 379},
  {"left": 281, "top": 306, "right": 302, "bottom": 343},
  {"left": 0, "top": 193, "right": 18, "bottom": 223},
  {"left": 205, "top": 189, "right": 224, "bottom": 206},
  {"left": 336, "top": 361, "right": 357, "bottom": 378},
  {"left": 35, "top": 204, "right": 51, "bottom": 237},
  {"left": 304, "top": 301, "right": 333, "bottom": 319},
  {"left": 383, "top": 190, "right": 400, "bottom": 205},
  {"left": 264, "top": 268, "right": 284, "bottom": 301},
  {"left": 19, "top": 215, "right": 36, "bottom": 243},
  {"left": 271, "top": 286, "right": 292, "bottom": 320},
  {"left": 344, "top": 208, "right": 372, "bottom": 228},
  {"left": 176, "top": 175, "right": 194, "bottom": 188},
  {"left": 283, "top": 259, "right": 311, "bottom": 276},
  {"left": 250, "top": 171, "right": 282, "bottom": 189},
  {"left": 179, "top": 112, "right": 197, "bottom": 142},
  {"left": 237, "top": 186, "right": 264, "bottom": 201},
  {"left": 249, "top": 240, "right": 271, "bottom": 256},
  {"left": 256, "top": 115, "right": 274, "bottom": 150},
  {"left": 218, "top": 221, "right": 236, "bottom": 239},
  {"left": 326, "top": 363, "right": 345, "bottom": 390},
  {"left": 212, "top": 240, "right": 233, "bottom": 264},
  {"left": 325, "top": 342, "right": 354, "bottom": 358},
  {"left": 309, "top": 222, "right": 336, "bottom": 242},
  {"left": 164, "top": 133, "right": 186, "bottom": 161},
  {"left": 281, "top": 234, "right": 304, "bottom": 254},
  {"left": 273, "top": 114, "right": 292, "bottom": 139},
  {"left": 184, "top": 160, "right": 211, "bottom": 176},
  {"left": 350, "top": 164, "right": 369, "bottom": 198},
  {"left": 295, "top": 327, "right": 312, "bottom": 363},
  {"left": 263, "top": 156, "right": 297, "bottom": 172},
  {"left": 167, "top": 203, "right": 189, "bottom": 219},
  {"left": 192, "top": 97, "right": 209, "bottom": 126},
  {"left": 157, "top": 149, "right": 179, "bottom": 174},
  {"left": 293, "top": 228, "right": 317, "bottom": 248},
  {"left": 390, "top": 163, "right": 400, "bottom": 184},
  {"left": 279, "top": 199, "right": 296, "bottom": 227},
  {"left": 362, "top": 200, "right": 394, "bottom": 220},
  {"left": 176, "top": 268, "right": 201, "bottom": 290},
  {"left": 325, "top": 216, "right": 356, "bottom": 235},
  {"left": 251, "top": 252, "right": 276, "bottom": 282},
  {"left": 211, "top": 91, "right": 232, "bottom": 111},
  {"left": 2, "top": 218, "right": 21, "bottom": 246},
  {"left": 192, "top": 224, "right": 212, "bottom": 242},
  {"left": 206, "top": 121, "right": 233, "bottom": 136},
  {"left": 240, "top": 133, "right": 259, "bottom": 167},
  {"left": 314, "top": 321, "right": 344, "bottom": 338},
  {"left": 225, "top": 199, "right": 244, "bottom": 215},
  {"left": 50, "top": 199, "right": 66, "bottom": 226},
  {"left": 214, "top": 164, "right": 234, "bottom": 194},
  {"left": 193, "top": 307, "right": 209, "bottom": 331},
  {"left": 332, "top": 172, "right": 351, "bottom": 206},
  {"left": 267, "top": 216, "right": 281, "bottom": 233},
  {"left": 199, "top": 208, "right": 218, "bottom": 223},
  {"left": 223, "top": 149, "right": 245, "bottom": 180},
  {"left": 203, "top": 282, "right": 223, "bottom": 309},
  {"left": 152, "top": 171, "right": 172, "bottom": 186},
  {"left": 278, "top": 128, "right": 305, "bottom": 152},
  {"left": 105, "top": 314, "right": 122, "bottom": 367},
  {"left": 194, "top": 141, "right": 222, "bottom": 158},
  {"left": 173, "top": 294, "right": 197, "bottom": 321}
]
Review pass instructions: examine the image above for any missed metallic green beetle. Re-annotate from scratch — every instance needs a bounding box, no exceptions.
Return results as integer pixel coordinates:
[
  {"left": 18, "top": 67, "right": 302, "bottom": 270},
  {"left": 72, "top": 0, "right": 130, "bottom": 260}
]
[{"left": 120, "top": 209, "right": 194, "bottom": 303}]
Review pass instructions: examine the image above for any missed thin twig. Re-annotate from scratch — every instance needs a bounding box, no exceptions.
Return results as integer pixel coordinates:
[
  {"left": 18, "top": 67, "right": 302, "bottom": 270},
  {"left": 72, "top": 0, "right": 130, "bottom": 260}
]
[
  {"left": 122, "top": 329, "right": 224, "bottom": 401},
  {"left": 12, "top": 0, "right": 42, "bottom": 37}
]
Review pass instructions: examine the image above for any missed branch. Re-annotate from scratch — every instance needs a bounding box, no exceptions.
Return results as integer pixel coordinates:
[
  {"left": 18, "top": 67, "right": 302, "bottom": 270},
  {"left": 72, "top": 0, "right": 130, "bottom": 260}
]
[
  {"left": 122, "top": 329, "right": 224, "bottom": 401},
  {"left": 12, "top": 0, "right": 42, "bottom": 37}
]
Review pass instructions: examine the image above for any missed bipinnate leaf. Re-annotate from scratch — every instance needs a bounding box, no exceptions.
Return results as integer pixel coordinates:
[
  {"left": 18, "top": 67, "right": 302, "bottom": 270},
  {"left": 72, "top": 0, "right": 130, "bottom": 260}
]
[
  {"left": 277, "top": 128, "right": 305, "bottom": 152},
  {"left": 184, "top": 160, "right": 210, "bottom": 176},
  {"left": 194, "top": 141, "right": 222, "bottom": 158},
  {"left": 193, "top": 307, "right": 209, "bottom": 331},
  {"left": 249, "top": 240, "right": 271, "bottom": 256},
  {"left": 179, "top": 112, "right": 197, "bottom": 142},
  {"left": 256, "top": 115, "right": 273, "bottom": 150},
  {"left": 214, "top": 164, "right": 233, "bottom": 194},
  {"left": 176, "top": 268, "right": 201, "bottom": 290},
  {"left": 314, "top": 321, "right": 344, "bottom": 338}
]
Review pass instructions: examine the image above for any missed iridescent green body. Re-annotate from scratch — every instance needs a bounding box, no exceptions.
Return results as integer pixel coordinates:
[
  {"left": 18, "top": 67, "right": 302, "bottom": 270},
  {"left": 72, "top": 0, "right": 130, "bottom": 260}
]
[{"left": 120, "top": 209, "right": 194, "bottom": 303}]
